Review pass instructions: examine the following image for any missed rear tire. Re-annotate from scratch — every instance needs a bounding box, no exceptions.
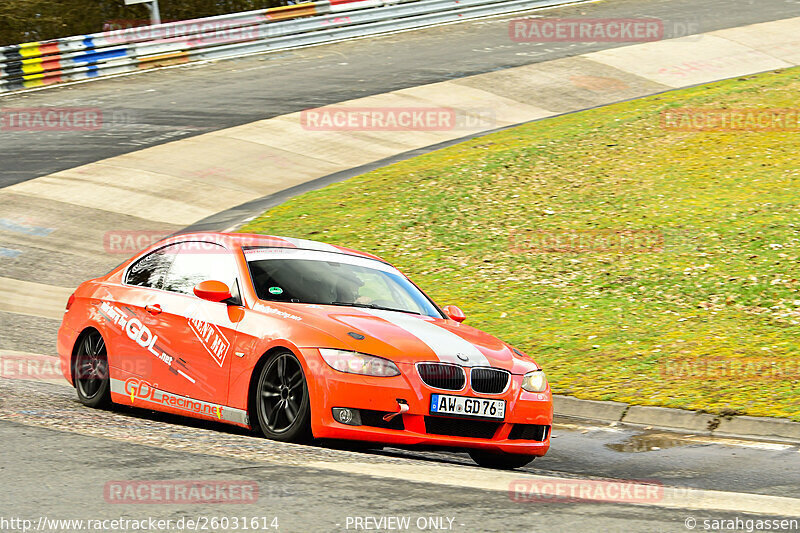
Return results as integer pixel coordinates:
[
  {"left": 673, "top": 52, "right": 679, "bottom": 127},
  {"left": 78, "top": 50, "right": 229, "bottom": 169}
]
[
  {"left": 468, "top": 450, "right": 535, "bottom": 469},
  {"left": 74, "top": 331, "right": 111, "bottom": 408},
  {"left": 255, "top": 350, "right": 312, "bottom": 443}
]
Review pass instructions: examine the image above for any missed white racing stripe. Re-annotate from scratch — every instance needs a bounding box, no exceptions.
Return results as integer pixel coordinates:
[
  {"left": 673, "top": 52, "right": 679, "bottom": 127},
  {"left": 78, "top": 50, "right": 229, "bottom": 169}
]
[
  {"left": 362, "top": 308, "right": 491, "bottom": 367},
  {"left": 244, "top": 247, "right": 397, "bottom": 273},
  {"left": 280, "top": 236, "right": 343, "bottom": 253}
]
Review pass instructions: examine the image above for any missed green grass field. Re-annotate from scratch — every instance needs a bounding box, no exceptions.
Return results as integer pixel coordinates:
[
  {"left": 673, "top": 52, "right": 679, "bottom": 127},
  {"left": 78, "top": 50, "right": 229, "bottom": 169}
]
[{"left": 241, "top": 67, "right": 800, "bottom": 420}]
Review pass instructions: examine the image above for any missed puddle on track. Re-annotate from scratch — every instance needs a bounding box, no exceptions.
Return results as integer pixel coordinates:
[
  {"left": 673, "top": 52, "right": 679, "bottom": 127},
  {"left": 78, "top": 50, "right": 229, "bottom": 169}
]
[{"left": 606, "top": 432, "right": 695, "bottom": 453}]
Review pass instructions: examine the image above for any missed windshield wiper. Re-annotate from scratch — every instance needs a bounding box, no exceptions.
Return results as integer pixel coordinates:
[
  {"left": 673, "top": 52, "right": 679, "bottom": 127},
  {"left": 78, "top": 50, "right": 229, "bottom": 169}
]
[{"left": 329, "top": 302, "right": 422, "bottom": 315}]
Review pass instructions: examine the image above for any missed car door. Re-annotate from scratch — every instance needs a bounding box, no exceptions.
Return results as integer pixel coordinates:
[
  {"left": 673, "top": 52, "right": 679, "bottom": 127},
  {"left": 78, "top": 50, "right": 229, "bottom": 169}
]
[
  {"left": 102, "top": 244, "right": 177, "bottom": 387},
  {"left": 152, "top": 240, "right": 242, "bottom": 405}
]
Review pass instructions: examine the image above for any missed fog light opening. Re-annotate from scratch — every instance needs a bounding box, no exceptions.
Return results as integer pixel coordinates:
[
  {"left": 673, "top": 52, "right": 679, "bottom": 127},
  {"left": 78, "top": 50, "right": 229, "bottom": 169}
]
[{"left": 332, "top": 407, "right": 362, "bottom": 426}]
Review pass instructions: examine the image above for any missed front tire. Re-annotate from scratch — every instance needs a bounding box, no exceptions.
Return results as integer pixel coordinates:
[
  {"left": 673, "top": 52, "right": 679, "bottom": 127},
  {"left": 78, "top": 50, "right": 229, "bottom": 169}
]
[
  {"left": 469, "top": 450, "right": 535, "bottom": 469},
  {"left": 74, "top": 331, "right": 111, "bottom": 408},
  {"left": 255, "top": 350, "right": 312, "bottom": 443}
]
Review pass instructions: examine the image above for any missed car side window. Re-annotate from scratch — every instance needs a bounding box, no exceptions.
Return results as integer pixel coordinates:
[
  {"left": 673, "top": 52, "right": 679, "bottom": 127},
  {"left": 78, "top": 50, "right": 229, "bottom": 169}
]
[
  {"left": 125, "top": 247, "right": 174, "bottom": 289},
  {"left": 161, "top": 241, "right": 238, "bottom": 296}
]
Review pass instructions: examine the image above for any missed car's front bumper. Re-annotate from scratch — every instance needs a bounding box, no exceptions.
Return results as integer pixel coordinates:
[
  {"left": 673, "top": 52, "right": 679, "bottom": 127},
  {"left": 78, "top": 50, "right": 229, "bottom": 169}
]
[{"left": 300, "top": 348, "right": 553, "bottom": 456}]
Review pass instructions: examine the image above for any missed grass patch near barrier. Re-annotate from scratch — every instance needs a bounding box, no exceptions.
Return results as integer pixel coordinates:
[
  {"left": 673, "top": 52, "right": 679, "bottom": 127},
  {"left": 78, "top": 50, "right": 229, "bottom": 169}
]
[{"left": 241, "top": 67, "right": 800, "bottom": 420}]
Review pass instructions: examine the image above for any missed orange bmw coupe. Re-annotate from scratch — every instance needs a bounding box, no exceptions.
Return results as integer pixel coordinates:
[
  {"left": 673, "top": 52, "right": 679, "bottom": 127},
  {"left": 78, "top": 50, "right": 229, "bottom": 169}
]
[{"left": 58, "top": 232, "right": 552, "bottom": 468}]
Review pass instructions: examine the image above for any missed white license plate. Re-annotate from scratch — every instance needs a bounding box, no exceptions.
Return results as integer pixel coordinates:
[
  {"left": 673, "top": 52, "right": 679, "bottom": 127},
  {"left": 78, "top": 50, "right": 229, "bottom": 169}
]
[{"left": 430, "top": 394, "right": 505, "bottom": 420}]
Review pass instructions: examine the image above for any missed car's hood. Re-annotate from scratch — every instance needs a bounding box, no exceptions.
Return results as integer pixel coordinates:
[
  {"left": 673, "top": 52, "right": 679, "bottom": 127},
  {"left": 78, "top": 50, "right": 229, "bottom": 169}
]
[{"left": 275, "top": 303, "right": 540, "bottom": 374}]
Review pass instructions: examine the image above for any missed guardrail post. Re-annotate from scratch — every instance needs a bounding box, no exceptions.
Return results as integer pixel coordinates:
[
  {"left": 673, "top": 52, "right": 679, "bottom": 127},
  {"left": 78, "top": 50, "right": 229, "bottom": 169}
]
[{"left": 124, "top": 0, "right": 162, "bottom": 25}]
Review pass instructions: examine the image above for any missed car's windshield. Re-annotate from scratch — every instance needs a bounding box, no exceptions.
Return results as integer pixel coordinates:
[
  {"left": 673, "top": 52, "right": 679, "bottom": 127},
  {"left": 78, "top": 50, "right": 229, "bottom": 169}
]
[{"left": 245, "top": 247, "right": 442, "bottom": 318}]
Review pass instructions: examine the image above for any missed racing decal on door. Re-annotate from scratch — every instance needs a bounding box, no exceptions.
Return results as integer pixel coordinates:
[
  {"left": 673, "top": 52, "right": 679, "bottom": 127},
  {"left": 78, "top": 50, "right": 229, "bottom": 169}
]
[
  {"left": 97, "top": 302, "right": 196, "bottom": 384},
  {"left": 114, "top": 377, "right": 248, "bottom": 425},
  {"left": 188, "top": 315, "right": 230, "bottom": 368},
  {"left": 252, "top": 302, "right": 302, "bottom": 321}
]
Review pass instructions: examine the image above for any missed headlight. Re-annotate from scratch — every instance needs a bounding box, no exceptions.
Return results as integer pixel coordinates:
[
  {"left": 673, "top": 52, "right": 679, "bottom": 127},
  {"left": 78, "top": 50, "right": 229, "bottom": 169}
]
[
  {"left": 521, "top": 370, "right": 548, "bottom": 392},
  {"left": 319, "top": 348, "right": 401, "bottom": 377}
]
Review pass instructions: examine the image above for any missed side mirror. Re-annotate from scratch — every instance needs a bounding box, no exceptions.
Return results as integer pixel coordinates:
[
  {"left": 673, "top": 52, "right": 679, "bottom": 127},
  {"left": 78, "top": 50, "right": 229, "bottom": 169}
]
[
  {"left": 193, "top": 280, "right": 232, "bottom": 303},
  {"left": 443, "top": 305, "right": 466, "bottom": 323}
]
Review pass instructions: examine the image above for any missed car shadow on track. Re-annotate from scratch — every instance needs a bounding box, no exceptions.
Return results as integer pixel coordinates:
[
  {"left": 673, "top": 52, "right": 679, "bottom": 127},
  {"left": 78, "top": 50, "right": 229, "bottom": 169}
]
[{"left": 100, "top": 400, "right": 513, "bottom": 469}]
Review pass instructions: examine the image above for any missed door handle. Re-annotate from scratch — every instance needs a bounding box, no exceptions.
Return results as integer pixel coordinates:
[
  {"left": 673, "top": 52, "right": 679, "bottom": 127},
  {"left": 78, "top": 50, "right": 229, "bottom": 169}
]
[{"left": 145, "top": 304, "right": 162, "bottom": 316}]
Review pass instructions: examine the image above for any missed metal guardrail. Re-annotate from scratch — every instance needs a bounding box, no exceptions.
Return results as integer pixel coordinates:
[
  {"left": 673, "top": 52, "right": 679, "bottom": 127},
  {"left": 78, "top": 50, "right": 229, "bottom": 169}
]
[{"left": 0, "top": 0, "right": 575, "bottom": 94}]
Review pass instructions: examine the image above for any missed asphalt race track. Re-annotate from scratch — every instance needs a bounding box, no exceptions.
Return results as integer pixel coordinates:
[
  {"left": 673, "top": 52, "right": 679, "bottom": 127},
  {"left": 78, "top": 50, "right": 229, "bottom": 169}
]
[
  {"left": 1, "top": 0, "right": 799, "bottom": 187},
  {"left": 2, "top": 0, "right": 800, "bottom": 531},
  {"left": 3, "top": 378, "right": 800, "bottom": 532}
]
